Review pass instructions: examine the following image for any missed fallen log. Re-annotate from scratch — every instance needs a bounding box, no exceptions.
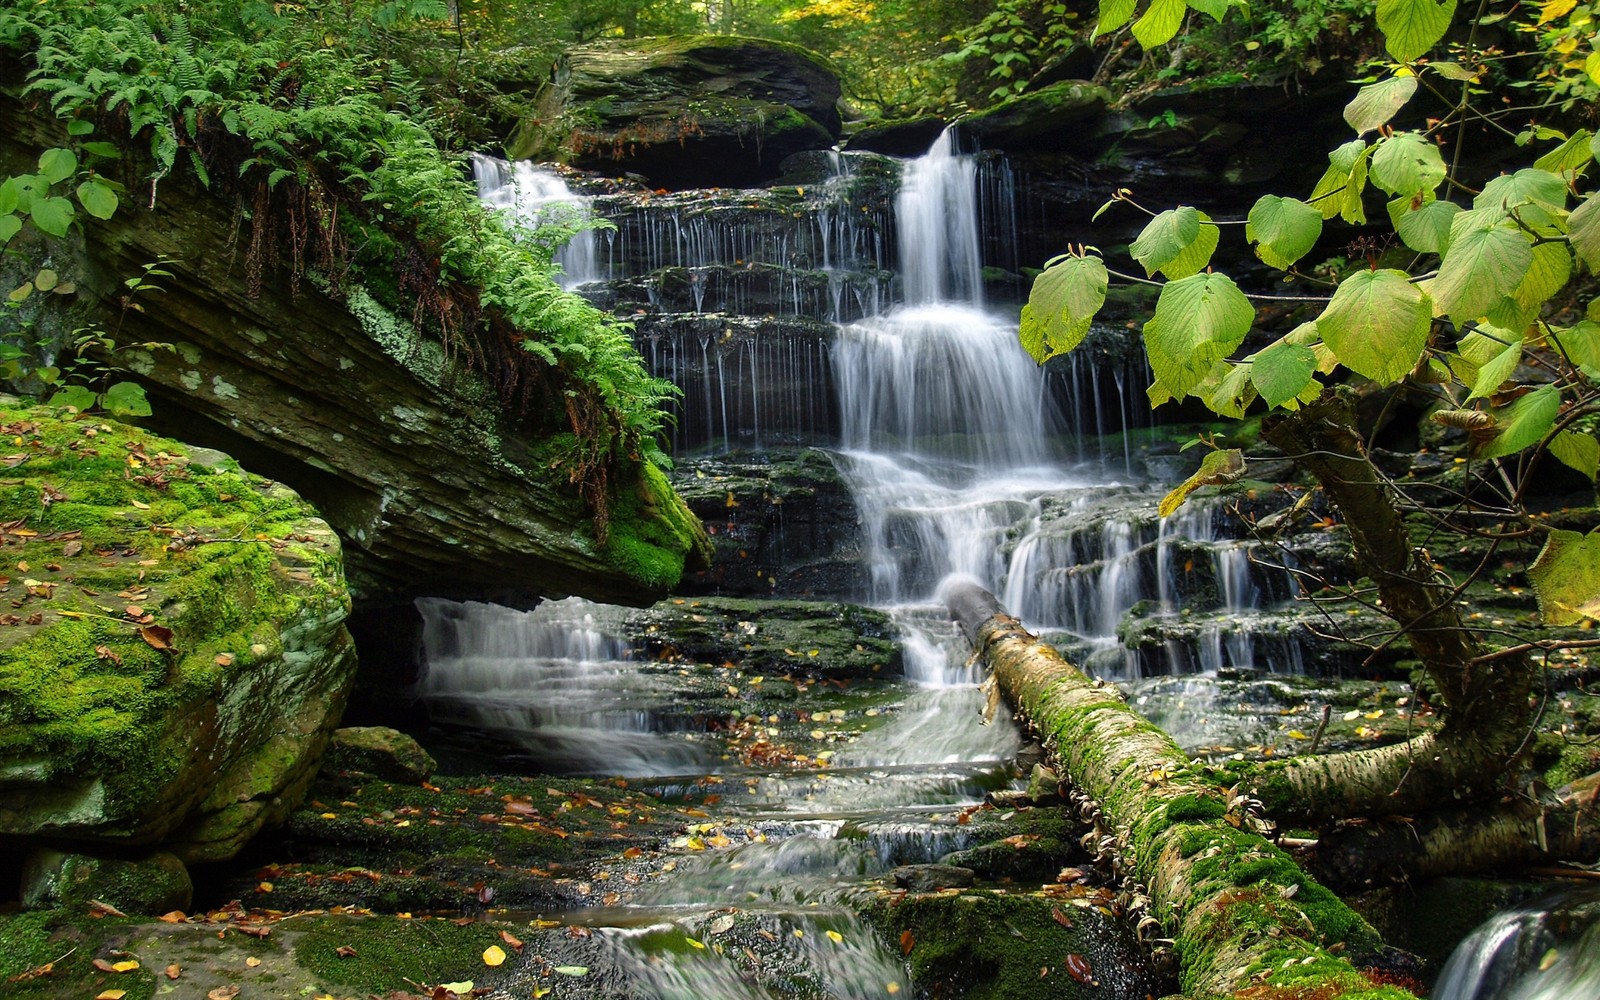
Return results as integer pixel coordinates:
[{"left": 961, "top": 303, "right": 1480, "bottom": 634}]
[{"left": 945, "top": 579, "right": 1416, "bottom": 999}]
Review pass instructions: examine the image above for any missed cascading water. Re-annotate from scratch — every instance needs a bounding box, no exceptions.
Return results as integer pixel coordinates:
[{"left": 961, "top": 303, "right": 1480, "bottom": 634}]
[
  {"left": 471, "top": 154, "right": 600, "bottom": 288},
  {"left": 1433, "top": 890, "right": 1600, "bottom": 1000}
]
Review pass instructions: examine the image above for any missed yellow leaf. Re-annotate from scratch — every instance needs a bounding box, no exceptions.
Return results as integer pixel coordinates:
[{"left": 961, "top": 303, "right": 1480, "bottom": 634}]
[
  {"left": 887, "top": 985, "right": 901, "bottom": 995},
  {"left": 686, "top": 937, "right": 706, "bottom": 949},
  {"left": 1540, "top": 0, "right": 1579, "bottom": 24},
  {"left": 96, "top": 992, "right": 127, "bottom": 1000},
  {"left": 111, "top": 960, "right": 140, "bottom": 972},
  {"left": 482, "top": 944, "right": 507, "bottom": 966},
  {"left": 826, "top": 929, "right": 844, "bottom": 943},
  {"left": 245, "top": 956, "right": 261, "bottom": 968},
  {"left": 1288, "top": 730, "right": 1309, "bottom": 740},
  {"left": 533, "top": 988, "right": 552, "bottom": 998}
]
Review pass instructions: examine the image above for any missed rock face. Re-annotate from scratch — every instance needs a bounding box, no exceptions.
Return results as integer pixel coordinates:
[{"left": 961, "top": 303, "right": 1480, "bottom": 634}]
[
  {"left": 0, "top": 102, "right": 706, "bottom": 610},
  {"left": 324, "top": 726, "right": 437, "bottom": 784},
  {"left": 0, "top": 404, "right": 356, "bottom": 862},
  {"left": 512, "top": 35, "right": 844, "bottom": 189}
]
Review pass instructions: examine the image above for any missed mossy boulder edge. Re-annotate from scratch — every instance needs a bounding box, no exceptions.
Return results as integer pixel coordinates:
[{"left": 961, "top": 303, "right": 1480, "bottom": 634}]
[{"left": 0, "top": 402, "right": 357, "bottom": 862}]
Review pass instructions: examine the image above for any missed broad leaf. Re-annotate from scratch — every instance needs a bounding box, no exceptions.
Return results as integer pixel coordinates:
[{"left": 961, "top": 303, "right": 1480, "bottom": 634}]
[
  {"left": 1478, "top": 384, "right": 1560, "bottom": 459},
  {"left": 1432, "top": 217, "right": 1532, "bottom": 323},
  {"left": 1427, "top": 61, "right": 1478, "bottom": 81},
  {"left": 1095, "top": 0, "right": 1138, "bottom": 36},
  {"left": 37, "top": 147, "right": 77, "bottom": 185},
  {"left": 1131, "top": 0, "right": 1187, "bottom": 48},
  {"left": 1021, "top": 255, "right": 1108, "bottom": 362},
  {"left": 1551, "top": 320, "right": 1600, "bottom": 374},
  {"left": 1549, "top": 430, "right": 1599, "bottom": 480},
  {"left": 1570, "top": 192, "right": 1600, "bottom": 272},
  {"left": 1317, "top": 269, "right": 1432, "bottom": 384},
  {"left": 76, "top": 179, "right": 119, "bottom": 220},
  {"left": 1456, "top": 327, "right": 1523, "bottom": 400},
  {"left": 1130, "top": 206, "right": 1218, "bottom": 279},
  {"left": 1376, "top": 0, "right": 1457, "bottom": 62},
  {"left": 1474, "top": 168, "right": 1568, "bottom": 227},
  {"left": 1246, "top": 195, "right": 1322, "bottom": 269},
  {"left": 1143, "top": 272, "right": 1255, "bottom": 400},
  {"left": 1528, "top": 528, "right": 1600, "bottom": 625},
  {"left": 1159, "top": 448, "right": 1246, "bottom": 517},
  {"left": 1370, "top": 132, "right": 1447, "bottom": 198},
  {"left": 49, "top": 385, "right": 98, "bottom": 411},
  {"left": 1251, "top": 340, "right": 1319, "bottom": 408},
  {"left": 103, "top": 381, "right": 151, "bottom": 417},
  {"left": 29, "top": 196, "right": 74, "bottom": 237},
  {"left": 1510, "top": 239, "right": 1573, "bottom": 314},
  {"left": 0, "top": 215, "right": 20, "bottom": 245},
  {"left": 1389, "top": 196, "right": 1460, "bottom": 253},
  {"left": 1188, "top": 0, "right": 1229, "bottom": 19},
  {"left": 1344, "top": 75, "right": 1418, "bottom": 135},
  {"left": 1532, "top": 128, "right": 1595, "bottom": 180},
  {"left": 1205, "top": 362, "right": 1257, "bottom": 419}
]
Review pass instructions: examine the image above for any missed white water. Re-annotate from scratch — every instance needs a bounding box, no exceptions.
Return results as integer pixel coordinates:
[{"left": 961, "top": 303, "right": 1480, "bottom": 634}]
[
  {"left": 1434, "top": 891, "right": 1600, "bottom": 1000},
  {"left": 471, "top": 154, "right": 600, "bottom": 287}
]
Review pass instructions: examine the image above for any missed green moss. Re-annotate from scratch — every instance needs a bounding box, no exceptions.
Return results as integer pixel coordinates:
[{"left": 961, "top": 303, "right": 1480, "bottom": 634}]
[
  {"left": 296, "top": 914, "right": 508, "bottom": 992},
  {"left": 0, "top": 910, "right": 158, "bottom": 1000},
  {"left": 1164, "top": 793, "right": 1226, "bottom": 823},
  {"left": 604, "top": 462, "right": 710, "bottom": 590}
]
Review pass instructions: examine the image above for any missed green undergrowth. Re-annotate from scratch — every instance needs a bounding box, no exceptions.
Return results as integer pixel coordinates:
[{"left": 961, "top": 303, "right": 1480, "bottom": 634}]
[
  {"left": 295, "top": 913, "right": 509, "bottom": 994},
  {"left": 0, "top": 910, "right": 159, "bottom": 1000},
  {"left": 0, "top": 402, "right": 345, "bottom": 819}
]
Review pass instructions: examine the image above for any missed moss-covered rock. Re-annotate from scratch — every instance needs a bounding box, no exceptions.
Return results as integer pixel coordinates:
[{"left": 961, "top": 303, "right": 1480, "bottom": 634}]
[
  {"left": 19, "top": 848, "right": 193, "bottom": 915},
  {"left": 628, "top": 596, "right": 901, "bottom": 678},
  {"left": 0, "top": 403, "right": 356, "bottom": 861},
  {"left": 512, "top": 35, "right": 844, "bottom": 189},
  {"left": 956, "top": 80, "right": 1111, "bottom": 151},
  {"left": 323, "top": 726, "right": 436, "bottom": 784}
]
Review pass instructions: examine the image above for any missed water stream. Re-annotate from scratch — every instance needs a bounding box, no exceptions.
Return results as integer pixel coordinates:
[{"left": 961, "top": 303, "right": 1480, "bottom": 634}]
[{"left": 1434, "top": 890, "right": 1600, "bottom": 1000}]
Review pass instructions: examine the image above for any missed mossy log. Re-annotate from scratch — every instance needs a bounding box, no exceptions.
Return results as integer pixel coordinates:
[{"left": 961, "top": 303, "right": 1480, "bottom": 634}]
[
  {"left": 946, "top": 580, "right": 1415, "bottom": 999},
  {"left": 1307, "top": 771, "right": 1600, "bottom": 887}
]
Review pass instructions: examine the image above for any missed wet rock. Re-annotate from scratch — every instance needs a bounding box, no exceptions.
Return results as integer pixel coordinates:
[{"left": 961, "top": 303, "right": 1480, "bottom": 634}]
[
  {"left": 1026, "top": 765, "right": 1062, "bottom": 803},
  {"left": 956, "top": 80, "right": 1111, "bottom": 151},
  {"left": 893, "top": 863, "right": 976, "bottom": 892},
  {"left": 20, "top": 848, "right": 193, "bottom": 915},
  {"left": 0, "top": 405, "right": 355, "bottom": 862},
  {"left": 844, "top": 115, "right": 949, "bottom": 155},
  {"left": 515, "top": 36, "right": 843, "bottom": 189},
  {"left": 627, "top": 596, "right": 900, "bottom": 678},
  {"left": 324, "top": 727, "right": 437, "bottom": 784}
]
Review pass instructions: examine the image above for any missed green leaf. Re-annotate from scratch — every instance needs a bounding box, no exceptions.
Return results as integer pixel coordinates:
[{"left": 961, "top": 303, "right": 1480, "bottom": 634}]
[
  {"left": 1532, "top": 128, "right": 1594, "bottom": 180},
  {"left": 103, "top": 381, "right": 152, "bottom": 417},
  {"left": 1317, "top": 269, "right": 1432, "bottom": 385},
  {"left": 33, "top": 268, "right": 57, "bottom": 292},
  {"left": 1370, "top": 132, "right": 1447, "bottom": 198},
  {"left": 1095, "top": 0, "right": 1137, "bottom": 36},
  {"left": 1159, "top": 448, "right": 1246, "bottom": 517},
  {"left": 1456, "top": 327, "right": 1522, "bottom": 401},
  {"left": 553, "top": 966, "right": 590, "bottom": 977},
  {"left": 79, "top": 141, "right": 122, "bottom": 160},
  {"left": 1310, "top": 139, "right": 1372, "bottom": 223},
  {"left": 76, "top": 179, "right": 119, "bottom": 220},
  {"left": 1432, "top": 217, "right": 1533, "bottom": 323},
  {"left": 1528, "top": 528, "right": 1600, "bottom": 625},
  {"left": 1474, "top": 168, "right": 1568, "bottom": 227},
  {"left": 1188, "top": 0, "right": 1229, "bottom": 19},
  {"left": 1143, "top": 272, "right": 1255, "bottom": 399},
  {"left": 37, "top": 147, "right": 77, "bottom": 185},
  {"left": 0, "top": 215, "right": 20, "bottom": 245},
  {"left": 1130, "top": 206, "right": 1218, "bottom": 278},
  {"left": 29, "top": 196, "right": 74, "bottom": 237},
  {"left": 1427, "top": 61, "right": 1478, "bottom": 81},
  {"left": 1570, "top": 192, "right": 1600, "bottom": 272},
  {"left": 0, "top": 178, "right": 19, "bottom": 215},
  {"left": 1478, "top": 384, "right": 1560, "bottom": 459},
  {"left": 48, "top": 385, "right": 98, "bottom": 412},
  {"left": 1246, "top": 195, "right": 1322, "bottom": 269},
  {"left": 1131, "top": 0, "right": 1186, "bottom": 47},
  {"left": 1549, "top": 430, "right": 1600, "bottom": 480},
  {"left": 1206, "top": 361, "right": 1256, "bottom": 418},
  {"left": 1551, "top": 320, "right": 1600, "bottom": 374},
  {"left": 66, "top": 119, "right": 94, "bottom": 136},
  {"left": 1510, "top": 239, "right": 1572, "bottom": 314},
  {"left": 1389, "top": 196, "right": 1461, "bottom": 253},
  {"left": 1344, "top": 75, "right": 1419, "bottom": 135},
  {"left": 1021, "top": 255, "right": 1107, "bottom": 362},
  {"left": 1251, "top": 340, "right": 1319, "bottom": 408},
  {"left": 1376, "top": 0, "right": 1457, "bottom": 62}
]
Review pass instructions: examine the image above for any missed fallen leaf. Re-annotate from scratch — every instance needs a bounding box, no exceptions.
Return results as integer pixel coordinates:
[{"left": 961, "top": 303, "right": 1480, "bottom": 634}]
[
  {"left": 139, "top": 624, "right": 176, "bottom": 652},
  {"left": 245, "top": 956, "right": 261, "bottom": 968},
  {"left": 158, "top": 911, "right": 186, "bottom": 923},
  {"left": 92, "top": 959, "right": 116, "bottom": 972},
  {"left": 482, "top": 945, "right": 506, "bottom": 967},
  {"left": 110, "top": 960, "right": 140, "bottom": 972},
  {"left": 130, "top": 500, "right": 151, "bottom": 510},
  {"left": 63, "top": 540, "right": 82, "bottom": 557},
  {"left": 94, "top": 992, "right": 126, "bottom": 1000},
  {"left": 1064, "top": 953, "right": 1094, "bottom": 984},
  {"left": 1052, "top": 907, "right": 1073, "bottom": 928},
  {"left": 436, "top": 982, "right": 473, "bottom": 997},
  {"left": 208, "top": 987, "right": 240, "bottom": 1000},
  {"left": 499, "top": 930, "right": 524, "bottom": 952},
  {"left": 900, "top": 930, "right": 915, "bottom": 955},
  {"left": 336, "top": 945, "right": 357, "bottom": 958},
  {"left": 215, "top": 652, "right": 235, "bottom": 666},
  {"left": 165, "top": 964, "right": 181, "bottom": 979},
  {"left": 826, "top": 929, "right": 844, "bottom": 943},
  {"left": 709, "top": 915, "right": 735, "bottom": 934},
  {"left": 553, "top": 966, "right": 589, "bottom": 976}
]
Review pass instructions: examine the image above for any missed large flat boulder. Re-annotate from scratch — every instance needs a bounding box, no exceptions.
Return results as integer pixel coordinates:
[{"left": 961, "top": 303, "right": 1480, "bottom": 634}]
[
  {"left": 0, "top": 403, "right": 356, "bottom": 862},
  {"left": 512, "top": 36, "right": 843, "bottom": 189}
]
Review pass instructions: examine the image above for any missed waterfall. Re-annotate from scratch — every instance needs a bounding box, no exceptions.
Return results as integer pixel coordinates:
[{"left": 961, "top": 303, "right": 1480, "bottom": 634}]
[
  {"left": 1434, "top": 891, "right": 1600, "bottom": 1000},
  {"left": 471, "top": 154, "right": 600, "bottom": 288},
  {"left": 895, "top": 130, "right": 984, "bottom": 306}
]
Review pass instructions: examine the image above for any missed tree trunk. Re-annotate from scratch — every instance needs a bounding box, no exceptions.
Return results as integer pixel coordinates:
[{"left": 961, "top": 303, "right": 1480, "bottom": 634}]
[
  {"left": 1248, "top": 392, "right": 1537, "bottom": 821},
  {"left": 1305, "top": 772, "right": 1600, "bottom": 887},
  {"left": 946, "top": 581, "right": 1414, "bottom": 999}
]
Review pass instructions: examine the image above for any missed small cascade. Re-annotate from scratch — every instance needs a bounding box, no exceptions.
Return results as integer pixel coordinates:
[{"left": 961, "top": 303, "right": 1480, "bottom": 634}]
[
  {"left": 471, "top": 154, "right": 599, "bottom": 287},
  {"left": 896, "top": 130, "right": 984, "bottom": 306},
  {"left": 1434, "top": 891, "right": 1600, "bottom": 1000}
]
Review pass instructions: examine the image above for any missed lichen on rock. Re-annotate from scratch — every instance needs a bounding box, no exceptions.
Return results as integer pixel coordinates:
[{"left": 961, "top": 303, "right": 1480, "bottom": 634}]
[{"left": 0, "top": 401, "right": 356, "bottom": 861}]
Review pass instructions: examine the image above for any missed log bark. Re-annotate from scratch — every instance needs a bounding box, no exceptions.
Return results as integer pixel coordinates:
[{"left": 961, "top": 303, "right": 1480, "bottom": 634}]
[
  {"left": 1249, "top": 392, "right": 1537, "bottom": 821},
  {"left": 947, "top": 580, "right": 1414, "bottom": 1000},
  {"left": 1306, "top": 773, "right": 1600, "bottom": 887}
]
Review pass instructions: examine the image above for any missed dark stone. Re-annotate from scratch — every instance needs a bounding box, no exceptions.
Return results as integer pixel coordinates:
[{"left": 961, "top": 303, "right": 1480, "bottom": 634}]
[
  {"left": 324, "top": 727, "right": 437, "bottom": 784},
  {"left": 514, "top": 36, "right": 844, "bottom": 190},
  {"left": 20, "top": 848, "right": 193, "bottom": 914},
  {"left": 892, "top": 863, "right": 976, "bottom": 892},
  {"left": 843, "top": 116, "right": 949, "bottom": 156},
  {"left": 956, "top": 80, "right": 1111, "bottom": 151},
  {"left": 626, "top": 596, "right": 900, "bottom": 678}
]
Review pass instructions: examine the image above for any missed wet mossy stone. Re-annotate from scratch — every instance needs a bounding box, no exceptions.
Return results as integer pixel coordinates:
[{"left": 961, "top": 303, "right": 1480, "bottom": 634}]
[
  {"left": 627, "top": 596, "right": 901, "bottom": 678},
  {"left": 323, "top": 726, "right": 436, "bottom": 784},
  {"left": 19, "top": 847, "right": 193, "bottom": 914},
  {"left": 956, "top": 80, "right": 1111, "bottom": 153},
  {"left": 0, "top": 403, "right": 356, "bottom": 861}
]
